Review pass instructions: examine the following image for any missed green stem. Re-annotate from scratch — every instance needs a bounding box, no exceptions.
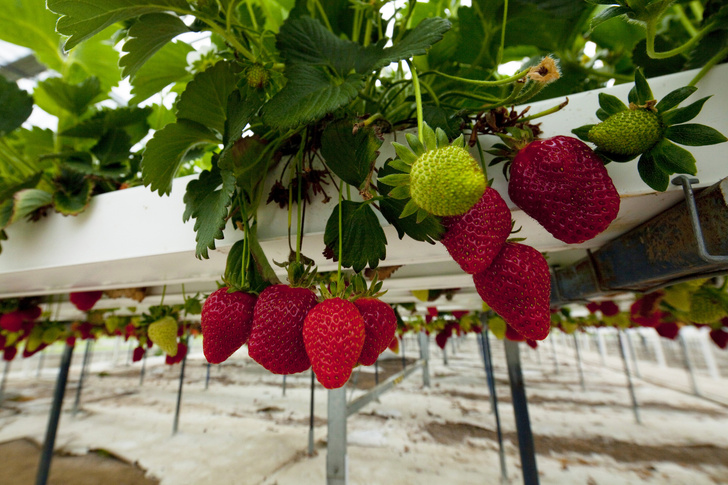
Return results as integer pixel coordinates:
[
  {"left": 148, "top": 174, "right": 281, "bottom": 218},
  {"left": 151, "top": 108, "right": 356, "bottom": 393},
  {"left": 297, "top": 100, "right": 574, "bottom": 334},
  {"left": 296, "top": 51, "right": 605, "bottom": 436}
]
[
  {"left": 473, "top": 129, "right": 488, "bottom": 178},
  {"left": 361, "top": 113, "right": 383, "bottom": 126},
  {"left": 518, "top": 98, "right": 570, "bottom": 123},
  {"left": 337, "top": 179, "right": 343, "bottom": 282},
  {"left": 160, "top": 285, "right": 167, "bottom": 307},
  {"left": 688, "top": 45, "right": 728, "bottom": 87},
  {"left": 406, "top": 60, "right": 425, "bottom": 144},
  {"left": 496, "top": 0, "right": 509, "bottom": 66},
  {"left": 363, "top": 14, "right": 373, "bottom": 47},
  {"left": 439, "top": 91, "right": 501, "bottom": 103},
  {"left": 352, "top": 7, "right": 362, "bottom": 43},
  {"left": 295, "top": 129, "right": 307, "bottom": 263},
  {"left": 673, "top": 3, "right": 698, "bottom": 37},
  {"left": 645, "top": 17, "right": 713, "bottom": 60},
  {"left": 313, "top": 0, "right": 333, "bottom": 32},
  {"left": 419, "top": 79, "right": 440, "bottom": 107},
  {"left": 511, "top": 81, "right": 545, "bottom": 106},
  {"left": 580, "top": 66, "right": 633, "bottom": 83},
  {"left": 431, "top": 67, "right": 530, "bottom": 87},
  {"left": 689, "top": 1, "right": 703, "bottom": 19}
]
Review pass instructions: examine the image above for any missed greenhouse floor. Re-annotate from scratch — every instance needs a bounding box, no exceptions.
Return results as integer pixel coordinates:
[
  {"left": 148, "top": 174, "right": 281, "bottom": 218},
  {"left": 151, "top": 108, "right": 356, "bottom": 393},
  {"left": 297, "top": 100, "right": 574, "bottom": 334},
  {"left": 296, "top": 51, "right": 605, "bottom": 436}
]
[{"left": 0, "top": 333, "right": 727, "bottom": 485}]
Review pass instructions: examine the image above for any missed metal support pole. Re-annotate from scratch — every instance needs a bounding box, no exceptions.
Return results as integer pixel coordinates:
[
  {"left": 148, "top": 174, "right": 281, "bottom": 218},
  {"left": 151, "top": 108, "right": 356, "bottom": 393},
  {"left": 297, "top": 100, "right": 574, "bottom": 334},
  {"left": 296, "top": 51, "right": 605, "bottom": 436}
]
[
  {"left": 139, "top": 349, "right": 147, "bottom": 386},
  {"left": 618, "top": 330, "right": 641, "bottom": 424},
  {"left": 126, "top": 342, "right": 133, "bottom": 366},
  {"left": 418, "top": 331, "right": 430, "bottom": 388},
  {"left": 450, "top": 337, "right": 456, "bottom": 356},
  {"left": 573, "top": 334, "right": 586, "bottom": 391},
  {"left": 327, "top": 387, "right": 347, "bottom": 485},
  {"left": 478, "top": 325, "right": 508, "bottom": 484},
  {"left": 550, "top": 334, "right": 559, "bottom": 374},
  {"left": 374, "top": 360, "right": 379, "bottom": 386},
  {"left": 596, "top": 330, "right": 607, "bottom": 366},
  {"left": 308, "top": 370, "right": 316, "bottom": 456},
  {"left": 72, "top": 340, "right": 91, "bottom": 416},
  {"left": 504, "top": 339, "right": 539, "bottom": 485},
  {"left": 401, "top": 336, "right": 406, "bottom": 370},
  {"left": 679, "top": 333, "right": 701, "bottom": 396},
  {"left": 443, "top": 344, "right": 448, "bottom": 366},
  {"left": 36, "top": 351, "right": 45, "bottom": 378},
  {"left": 36, "top": 341, "right": 74, "bottom": 485},
  {"left": 205, "top": 363, "right": 211, "bottom": 390},
  {"left": 625, "top": 331, "right": 642, "bottom": 378},
  {"left": 699, "top": 329, "right": 720, "bottom": 380},
  {"left": 0, "top": 360, "right": 10, "bottom": 404},
  {"left": 112, "top": 337, "right": 120, "bottom": 365},
  {"left": 652, "top": 331, "right": 667, "bottom": 367},
  {"left": 172, "top": 337, "right": 189, "bottom": 435},
  {"left": 283, "top": 375, "right": 287, "bottom": 397}
]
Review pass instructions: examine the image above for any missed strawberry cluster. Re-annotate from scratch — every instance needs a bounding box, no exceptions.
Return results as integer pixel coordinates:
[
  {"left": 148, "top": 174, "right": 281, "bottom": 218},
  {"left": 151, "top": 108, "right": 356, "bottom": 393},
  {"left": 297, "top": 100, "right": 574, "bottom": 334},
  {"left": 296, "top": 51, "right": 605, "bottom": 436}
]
[{"left": 200, "top": 277, "right": 398, "bottom": 389}]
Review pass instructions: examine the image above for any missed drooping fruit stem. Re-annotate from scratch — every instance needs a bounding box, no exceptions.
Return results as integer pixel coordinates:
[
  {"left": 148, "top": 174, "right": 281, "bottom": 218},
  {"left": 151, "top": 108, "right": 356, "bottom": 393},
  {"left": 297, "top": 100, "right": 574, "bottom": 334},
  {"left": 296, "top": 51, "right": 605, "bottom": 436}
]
[
  {"left": 160, "top": 285, "right": 167, "bottom": 307},
  {"left": 496, "top": 0, "right": 509, "bottom": 66},
  {"left": 518, "top": 98, "right": 570, "bottom": 124},
  {"left": 431, "top": 67, "right": 530, "bottom": 87},
  {"left": 645, "top": 16, "right": 713, "bottom": 60},
  {"left": 688, "top": 45, "right": 728, "bottom": 87},
  {"left": 407, "top": 59, "right": 425, "bottom": 144},
  {"left": 337, "top": 178, "right": 344, "bottom": 282}
]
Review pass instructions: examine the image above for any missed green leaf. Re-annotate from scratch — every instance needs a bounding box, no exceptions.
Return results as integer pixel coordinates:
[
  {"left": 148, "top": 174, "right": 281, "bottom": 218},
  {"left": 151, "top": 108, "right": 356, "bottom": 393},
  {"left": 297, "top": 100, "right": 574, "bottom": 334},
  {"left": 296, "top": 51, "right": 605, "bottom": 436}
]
[
  {"left": 9, "top": 189, "right": 52, "bottom": 225},
  {"left": 91, "top": 129, "right": 132, "bottom": 166},
  {"left": 176, "top": 61, "right": 239, "bottom": 138},
  {"left": 367, "top": 17, "right": 452, "bottom": 71},
  {"left": 597, "top": 92, "right": 628, "bottom": 116},
  {"left": 61, "top": 106, "right": 153, "bottom": 138},
  {"left": 596, "top": 108, "right": 611, "bottom": 121},
  {"left": 0, "top": 172, "right": 42, "bottom": 202},
  {"left": 392, "top": 142, "right": 418, "bottom": 166},
  {"left": 661, "top": 96, "right": 710, "bottom": 125},
  {"left": 47, "top": 0, "right": 190, "bottom": 51},
  {"left": 572, "top": 124, "right": 595, "bottom": 141},
  {"left": 400, "top": 199, "right": 419, "bottom": 219},
  {"left": 651, "top": 139, "right": 697, "bottom": 176},
  {"left": 386, "top": 185, "right": 411, "bottom": 200},
  {"left": 262, "top": 65, "right": 363, "bottom": 129},
  {"left": 665, "top": 124, "right": 727, "bottom": 147},
  {"left": 147, "top": 104, "right": 176, "bottom": 131},
  {"left": 655, "top": 86, "right": 697, "bottom": 113},
  {"left": 182, "top": 164, "right": 236, "bottom": 259},
  {"left": 120, "top": 13, "right": 190, "bottom": 80},
  {"left": 405, "top": 133, "right": 425, "bottom": 157},
  {"left": 141, "top": 119, "right": 219, "bottom": 196},
  {"left": 129, "top": 41, "right": 194, "bottom": 105},
  {"left": 0, "top": 0, "right": 64, "bottom": 72},
  {"left": 0, "top": 77, "right": 33, "bottom": 137},
  {"left": 52, "top": 169, "right": 94, "bottom": 215},
  {"left": 324, "top": 200, "right": 387, "bottom": 272},
  {"left": 422, "top": 105, "right": 461, "bottom": 141},
  {"left": 637, "top": 152, "right": 669, "bottom": 191},
  {"left": 67, "top": 27, "right": 122, "bottom": 93},
  {"left": 629, "top": 69, "right": 654, "bottom": 105},
  {"left": 321, "top": 119, "right": 383, "bottom": 188},
  {"left": 36, "top": 77, "right": 101, "bottom": 116},
  {"left": 218, "top": 135, "right": 270, "bottom": 197},
  {"left": 590, "top": 6, "right": 630, "bottom": 29},
  {"left": 224, "top": 86, "right": 265, "bottom": 146},
  {"left": 377, "top": 174, "right": 410, "bottom": 186}
]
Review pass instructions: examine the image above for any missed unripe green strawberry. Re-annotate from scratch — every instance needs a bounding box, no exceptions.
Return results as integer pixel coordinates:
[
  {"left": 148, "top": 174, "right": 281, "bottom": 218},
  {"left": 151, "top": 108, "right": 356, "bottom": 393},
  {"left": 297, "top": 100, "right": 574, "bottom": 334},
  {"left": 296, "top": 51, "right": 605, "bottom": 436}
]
[
  {"left": 689, "top": 289, "right": 727, "bottom": 324},
  {"left": 410, "top": 145, "right": 485, "bottom": 216},
  {"left": 588, "top": 108, "right": 663, "bottom": 156},
  {"left": 148, "top": 316, "right": 179, "bottom": 357},
  {"left": 246, "top": 64, "right": 269, "bottom": 89}
]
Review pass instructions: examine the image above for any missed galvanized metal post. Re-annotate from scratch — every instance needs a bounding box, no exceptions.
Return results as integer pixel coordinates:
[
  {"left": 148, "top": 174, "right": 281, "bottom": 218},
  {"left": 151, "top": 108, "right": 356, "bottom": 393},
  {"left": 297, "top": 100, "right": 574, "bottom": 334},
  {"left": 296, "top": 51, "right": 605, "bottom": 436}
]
[
  {"left": 550, "top": 333, "right": 559, "bottom": 374},
  {"left": 478, "top": 323, "right": 508, "bottom": 484},
  {"left": 443, "top": 344, "right": 448, "bottom": 366},
  {"left": 205, "top": 362, "right": 211, "bottom": 390},
  {"left": 72, "top": 340, "right": 92, "bottom": 416},
  {"left": 36, "top": 341, "right": 74, "bottom": 485},
  {"left": 327, "top": 387, "right": 347, "bottom": 485},
  {"left": 308, "top": 370, "right": 315, "bottom": 456},
  {"left": 0, "top": 360, "right": 10, "bottom": 404},
  {"left": 699, "top": 329, "right": 720, "bottom": 380},
  {"left": 573, "top": 334, "right": 586, "bottom": 391},
  {"left": 504, "top": 339, "right": 539, "bottom": 485},
  {"left": 401, "top": 336, "right": 406, "bottom": 369},
  {"left": 138, "top": 348, "right": 148, "bottom": 385},
  {"left": 596, "top": 329, "right": 607, "bottom": 366},
  {"left": 651, "top": 331, "right": 667, "bottom": 367},
  {"left": 625, "top": 331, "right": 642, "bottom": 378},
  {"left": 172, "top": 337, "right": 189, "bottom": 435},
  {"left": 679, "top": 332, "right": 701, "bottom": 396},
  {"left": 283, "top": 375, "right": 287, "bottom": 397},
  {"left": 418, "top": 331, "right": 430, "bottom": 388},
  {"left": 374, "top": 359, "right": 379, "bottom": 386},
  {"left": 36, "top": 351, "right": 45, "bottom": 378},
  {"left": 618, "top": 330, "right": 641, "bottom": 424}
]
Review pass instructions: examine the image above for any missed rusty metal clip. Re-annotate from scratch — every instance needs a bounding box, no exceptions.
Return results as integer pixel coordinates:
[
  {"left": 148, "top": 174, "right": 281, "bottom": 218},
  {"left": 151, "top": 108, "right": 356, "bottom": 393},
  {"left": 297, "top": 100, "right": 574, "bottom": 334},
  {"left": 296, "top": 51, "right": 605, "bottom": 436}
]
[{"left": 672, "top": 175, "right": 728, "bottom": 263}]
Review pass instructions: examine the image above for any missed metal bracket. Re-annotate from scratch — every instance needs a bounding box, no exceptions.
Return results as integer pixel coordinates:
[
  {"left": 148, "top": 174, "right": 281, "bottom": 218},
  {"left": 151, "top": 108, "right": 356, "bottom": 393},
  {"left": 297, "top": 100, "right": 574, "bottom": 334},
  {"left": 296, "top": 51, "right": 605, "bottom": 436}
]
[{"left": 672, "top": 175, "right": 728, "bottom": 263}]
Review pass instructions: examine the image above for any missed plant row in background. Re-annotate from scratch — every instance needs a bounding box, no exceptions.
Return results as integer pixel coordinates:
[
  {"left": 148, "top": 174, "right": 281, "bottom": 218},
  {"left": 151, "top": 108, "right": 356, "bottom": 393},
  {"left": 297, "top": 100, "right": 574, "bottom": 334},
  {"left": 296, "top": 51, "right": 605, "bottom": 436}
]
[{"left": 0, "top": 1, "right": 727, "bottom": 387}]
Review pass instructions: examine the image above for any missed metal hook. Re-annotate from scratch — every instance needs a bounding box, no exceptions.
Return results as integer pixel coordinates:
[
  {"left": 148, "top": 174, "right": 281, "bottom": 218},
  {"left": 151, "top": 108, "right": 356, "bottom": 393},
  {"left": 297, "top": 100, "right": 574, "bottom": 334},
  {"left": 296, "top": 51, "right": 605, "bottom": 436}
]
[{"left": 671, "top": 175, "right": 728, "bottom": 263}]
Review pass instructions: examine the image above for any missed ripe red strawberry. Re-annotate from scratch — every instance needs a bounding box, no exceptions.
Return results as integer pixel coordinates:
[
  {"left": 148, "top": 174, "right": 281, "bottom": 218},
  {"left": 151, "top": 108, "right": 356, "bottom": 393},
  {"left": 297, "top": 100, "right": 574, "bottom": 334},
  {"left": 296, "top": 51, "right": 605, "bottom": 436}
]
[
  {"left": 303, "top": 298, "right": 365, "bottom": 389},
  {"left": 200, "top": 288, "right": 257, "bottom": 364},
  {"left": 3, "top": 346, "right": 18, "bottom": 361},
  {"left": 248, "top": 285, "right": 318, "bottom": 374},
  {"left": 710, "top": 328, "right": 728, "bottom": 349},
  {"left": 505, "top": 323, "right": 525, "bottom": 342},
  {"left": 508, "top": 136, "right": 620, "bottom": 244},
  {"left": 19, "top": 305, "right": 42, "bottom": 321},
  {"left": 435, "top": 331, "right": 449, "bottom": 349},
  {"left": 132, "top": 346, "right": 145, "bottom": 362},
  {"left": 526, "top": 339, "right": 538, "bottom": 349},
  {"left": 354, "top": 298, "right": 397, "bottom": 366},
  {"left": 440, "top": 187, "right": 511, "bottom": 274},
  {"left": 0, "top": 312, "right": 23, "bottom": 332},
  {"left": 655, "top": 321, "right": 679, "bottom": 340},
  {"left": 473, "top": 242, "right": 551, "bottom": 340},
  {"left": 69, "top": 291, "right": 103, "bottom": 311}
]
